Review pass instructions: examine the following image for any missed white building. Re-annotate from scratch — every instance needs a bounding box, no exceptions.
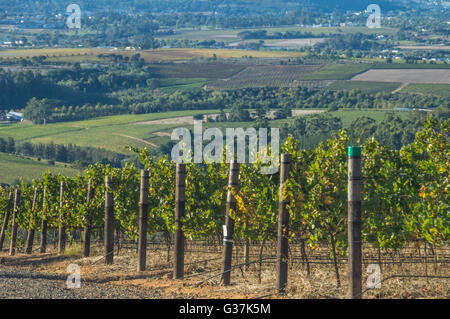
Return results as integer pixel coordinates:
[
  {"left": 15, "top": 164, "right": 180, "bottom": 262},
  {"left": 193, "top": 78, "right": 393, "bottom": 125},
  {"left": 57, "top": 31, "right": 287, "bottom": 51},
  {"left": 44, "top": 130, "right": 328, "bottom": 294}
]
[{"left": 6, "top": 112, "right": 23, "bottom": 122}]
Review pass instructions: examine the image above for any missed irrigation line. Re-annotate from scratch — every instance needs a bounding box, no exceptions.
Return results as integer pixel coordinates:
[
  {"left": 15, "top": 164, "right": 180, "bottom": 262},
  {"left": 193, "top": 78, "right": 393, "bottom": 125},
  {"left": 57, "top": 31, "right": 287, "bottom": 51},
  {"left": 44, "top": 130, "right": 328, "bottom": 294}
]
[
  {"left": 86, "top": 248, "right": 450, "bottom": 267},
  {"left": 147, "top": 256, "right": 224, "bottom": 273},
  {"left": 91, "top": 249, "right": 115, "bottom": 265},
  {"left": 183, "top": 265, "right": 224, "bottom": 279},
  {"left": 183, "top": 257, "right": 277, "bottom": 280},
  {"left": 253, "top": 293, "right": 279, "bottom": 300},
  {"left": 262, "top": 259, "right": 450, "bottom": 265},
  {"left": 193, "top": 258, "right": 274, "bottom": 287},
  {"left": 251, "top": 290, "right": 280, "bottom": 300}
]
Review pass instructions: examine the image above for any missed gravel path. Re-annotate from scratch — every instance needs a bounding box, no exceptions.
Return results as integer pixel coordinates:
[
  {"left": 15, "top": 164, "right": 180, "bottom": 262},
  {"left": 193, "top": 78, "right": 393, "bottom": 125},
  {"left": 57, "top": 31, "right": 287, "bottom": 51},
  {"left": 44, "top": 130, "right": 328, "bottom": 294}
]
[{"left": 0, "top": 267, "right": 159, "bottom": 299}]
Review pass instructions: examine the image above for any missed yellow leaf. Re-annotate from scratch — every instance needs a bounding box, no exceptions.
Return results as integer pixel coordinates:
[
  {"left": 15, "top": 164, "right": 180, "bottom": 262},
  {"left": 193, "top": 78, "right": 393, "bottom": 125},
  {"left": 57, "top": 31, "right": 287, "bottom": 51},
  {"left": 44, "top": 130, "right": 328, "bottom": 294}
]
[
  {"left": 324, "top": 196, "right": 333, "bottom": 205},
  {"left": 429, "top": 228, "right": 438, "bottom": 237}
]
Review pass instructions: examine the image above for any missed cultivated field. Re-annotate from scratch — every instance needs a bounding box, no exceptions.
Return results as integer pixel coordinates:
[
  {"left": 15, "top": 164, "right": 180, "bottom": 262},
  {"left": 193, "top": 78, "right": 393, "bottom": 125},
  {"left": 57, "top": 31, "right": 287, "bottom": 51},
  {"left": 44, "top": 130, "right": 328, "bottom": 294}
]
[
  {"left": 0, "top": 48, "right": 106, "bottom": 58},
  {"left": 351, "top": 69, "right": 450, "bottom": 84},
  {"left": 148, "top": 63, "right": 246, "bottom": 79},
  {"left": 299, "top": 64, "right": 371, "bottom": 80},
  {"left": 371, "top": 63, "right": 450, "bottom": 69},
  {"left": 399, "top": 83, "right": 450, "bottom": 97},
  {"left": 397, "top": 45, "right": 450, "bottom": 51},
  {"left": 0, "top": 48, "right": 306, "bottom": 63},
  {"left": 139, "top": 49, "right": 306, "bottom": 61},
  {"left": 327, "top": 80, "right": 402, "bottom": 93},
  {"left": 207, "top": 65, "right": 323, "bottom": 89},
  {"left": 227, "top": 38, "right": 326, "bottom": 49},
  {"left": 154, "top": 78, "right": 212, "bottom": 93},
  {"left": 264, "top": 38, "right": 327, "bottom": 49}
]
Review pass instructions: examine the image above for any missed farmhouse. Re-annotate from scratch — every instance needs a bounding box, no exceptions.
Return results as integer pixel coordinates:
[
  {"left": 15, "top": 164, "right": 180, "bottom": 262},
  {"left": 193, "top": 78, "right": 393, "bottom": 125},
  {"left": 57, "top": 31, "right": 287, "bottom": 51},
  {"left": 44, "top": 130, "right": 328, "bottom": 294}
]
[{"left": 6, "top": 112, "right": 24, "bottom": 122}]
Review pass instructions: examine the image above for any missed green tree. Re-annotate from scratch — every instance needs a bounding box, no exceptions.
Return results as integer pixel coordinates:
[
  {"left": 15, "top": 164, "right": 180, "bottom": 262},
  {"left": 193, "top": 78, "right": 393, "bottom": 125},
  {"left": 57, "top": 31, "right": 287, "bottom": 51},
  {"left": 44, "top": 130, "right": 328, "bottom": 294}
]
[{"left": 23, "top": 98, "right": 52, "bottom": 125}]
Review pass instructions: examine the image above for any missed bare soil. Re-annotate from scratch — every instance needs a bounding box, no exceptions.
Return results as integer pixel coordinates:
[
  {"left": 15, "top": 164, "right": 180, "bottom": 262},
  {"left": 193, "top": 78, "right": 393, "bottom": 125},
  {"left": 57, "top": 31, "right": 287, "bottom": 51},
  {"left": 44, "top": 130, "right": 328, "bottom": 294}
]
[
  {"left": 351, "top": 69, "right": 450, "bottom": 84},
  {"left": 397, "top": 45, "right": 450, "bottom": 51},
  {"left": 264, "top": 38, "right": 326, "bottom": 49},
  {"left": 0, "top": 241, "right": 448, "bottom": 299}
]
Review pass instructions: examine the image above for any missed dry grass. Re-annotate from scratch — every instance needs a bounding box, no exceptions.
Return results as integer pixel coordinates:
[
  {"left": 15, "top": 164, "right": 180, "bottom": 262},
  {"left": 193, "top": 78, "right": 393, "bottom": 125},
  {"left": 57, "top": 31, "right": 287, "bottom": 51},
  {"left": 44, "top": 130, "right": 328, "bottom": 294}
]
[
  {"left": 0, "top": 48, "right": 305, "bottom": 63},
  {"left": 1, "top": 241, "right": 448, "bottom": 299}
]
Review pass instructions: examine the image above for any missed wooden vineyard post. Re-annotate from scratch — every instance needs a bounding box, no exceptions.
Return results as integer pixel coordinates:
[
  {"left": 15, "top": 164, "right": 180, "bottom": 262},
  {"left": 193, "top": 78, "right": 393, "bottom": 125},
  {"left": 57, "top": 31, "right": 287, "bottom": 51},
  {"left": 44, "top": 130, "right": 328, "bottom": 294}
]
[
  {"left": 9, "top": 189, "right": 21, "bottom": 256},
  {"left": 221, "top": 160, "right": 240, "bottom": 285},
  {"left": 40, "top": 188, "right": 47, "bottom": 253},
  {"left": 25, "top": 187, "right": 39, "bottom": 254},
  {"left": 58, "top": 181, "right": 66, "bottom": 255},
  {"left": 276, "top": 154, "right": 291, "bottom": 293},
  {"left": 174, "top": 164, "right": 186, "bottom": 279},
  {"left": 138, "top": 170, "right": 150, "bottom": 271},
  {"left": 0, "top": 191, "right": 13, "bottom": 251},
  {"left": 83, "top": 179, "right": 93, "bottom": 257},
  {"left": 348, "top": 147, "right": 362, "bottom": 299},
  {"left": 104, "top": 175, "right": 114, "bottom": 265}
]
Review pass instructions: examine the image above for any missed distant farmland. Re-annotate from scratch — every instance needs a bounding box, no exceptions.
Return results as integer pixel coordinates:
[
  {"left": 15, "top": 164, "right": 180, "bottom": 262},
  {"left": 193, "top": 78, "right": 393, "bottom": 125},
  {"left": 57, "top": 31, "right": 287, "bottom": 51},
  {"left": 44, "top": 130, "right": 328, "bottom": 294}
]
[
  {"left": 298, "top": 64, "right": 371, "bottom": 80},
  {"left": 148, "top": 63, "right": 246, "bottom": 79},
  {"left": 327, "top": 80, "right": 401, "bottom": 93},
  {"left": 0, "top": 48, "right": 305, "bottom": 63},
  {"left": 0, "top": 152, "right": 78, "bottom": 185},
  {"left": 207, "top": 65, "right": 326, "bottom": 89},
  {"left": 400, "top": 83, "right": 450, "bottom": 97},
  {"left": 156, "top": 26, "right": 398, "bottom": 42},
  {"left": 351, "top": 69, "right": 450, "bottom": 84},
  {"left": 397, "top": 45, "right": 450, "bottom": 51},
  {"left": 264, "top": 38, "right": 327, "bottom": 49}
]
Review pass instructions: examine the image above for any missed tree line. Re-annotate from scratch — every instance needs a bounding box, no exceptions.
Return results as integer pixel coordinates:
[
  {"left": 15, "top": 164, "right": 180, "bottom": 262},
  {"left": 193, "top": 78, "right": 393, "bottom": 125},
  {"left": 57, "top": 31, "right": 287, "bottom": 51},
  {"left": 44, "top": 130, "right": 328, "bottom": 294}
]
[
  {"left": 17, "top": 84, "right": 449, "bottom": 124},
  {"left": 280, "top": 109, "right": 449, "bottom": 150},
  {"left": 0, "top": 137, "right": 124, "bottom": 168}
]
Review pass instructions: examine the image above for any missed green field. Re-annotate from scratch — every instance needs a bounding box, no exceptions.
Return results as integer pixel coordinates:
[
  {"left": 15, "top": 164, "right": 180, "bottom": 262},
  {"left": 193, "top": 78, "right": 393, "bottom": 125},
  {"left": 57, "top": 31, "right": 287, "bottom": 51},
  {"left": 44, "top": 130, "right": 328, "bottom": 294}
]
[
  {"left": 331, "top": 109, "right": 409, "bottom": 126},
  {"left": 273, "top": 109, "right": 408, "bottom": 127},
  {"left": 0, "top": 110, "right": 222, "bottom": 154},
  {"left": 298, "top": 64, "right": 371, "bottom": 80},
  {"left": 399, "top": 83, "right": 450, "bottom": 98},
  {"left": 0, "top": 153, "right": 78, "bottom": 185},
  {"left": 155, "top": 78, "right": 211, "bottom": 93},
  {"left": 327, "top": 80, "right": 401, "bottom": 93}
]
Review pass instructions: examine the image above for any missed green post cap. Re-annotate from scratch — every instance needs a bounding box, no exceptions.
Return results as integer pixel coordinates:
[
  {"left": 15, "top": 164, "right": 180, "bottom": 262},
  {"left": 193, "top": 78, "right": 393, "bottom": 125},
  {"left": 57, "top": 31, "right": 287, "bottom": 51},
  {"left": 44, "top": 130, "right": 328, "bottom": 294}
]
[{"left": 348, "top": 147, "right": 361, "bottom": 158}]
